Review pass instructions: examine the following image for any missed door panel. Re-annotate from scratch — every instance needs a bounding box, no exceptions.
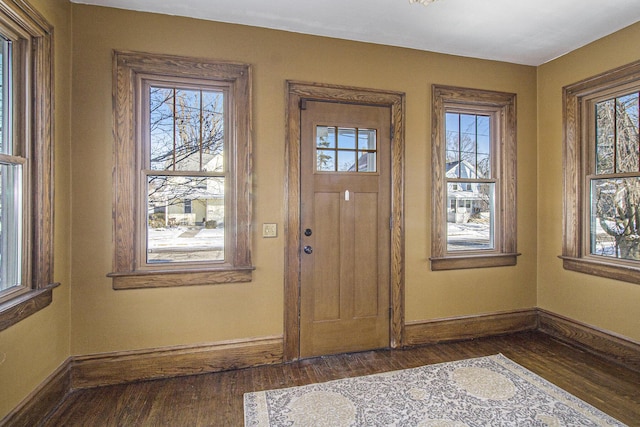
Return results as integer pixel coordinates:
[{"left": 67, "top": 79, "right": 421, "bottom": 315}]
[{"left": 300, "top": 100, "right": 391, "bottom": 358}]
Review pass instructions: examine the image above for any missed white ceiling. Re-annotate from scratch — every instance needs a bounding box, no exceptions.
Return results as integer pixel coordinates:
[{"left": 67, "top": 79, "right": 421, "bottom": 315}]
[{"left": 71, "top": 0, "right": 640, "bottom": 66}]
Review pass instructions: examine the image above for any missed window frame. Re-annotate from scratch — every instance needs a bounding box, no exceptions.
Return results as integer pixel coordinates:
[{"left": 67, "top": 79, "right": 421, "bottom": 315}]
[
  {"left": 109, "top": 51, "right": 253, "bottom": 290},
  {"left": 430, "top": 85, "right": 518, "bottom": 271},
  {"left": 561, "top": 59, "right": 640, "bottom": 284},
  {"left": 0, "top": 0, "right": 56, "bottom": 332}
]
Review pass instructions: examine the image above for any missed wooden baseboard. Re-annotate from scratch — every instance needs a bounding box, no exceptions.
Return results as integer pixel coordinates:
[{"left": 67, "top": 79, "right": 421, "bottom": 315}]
[
  {"left": 71, "top": 335, "right": 283, "bottom": 389},
  {"left": 404, "top": 309, "right": 538, "bottom": 346},
  {"left": 0, "top": 359, "right": 71, "bottom": 427},
  {"left": 537, "top": 308, "right": 640, "bottom": 373}
]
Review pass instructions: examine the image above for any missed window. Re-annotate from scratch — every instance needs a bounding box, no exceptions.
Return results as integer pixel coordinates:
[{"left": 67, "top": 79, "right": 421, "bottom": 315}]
[
  {"left": 562, "top": 60, "right": 640, "bottom": 284},
  {"left": 315, "top": 126, "right": 377, "bottom": 172},
  {"left": 0, "top": 0, "right": 55, "bottom": 331},
  {"left": 431, "top": 85, "right": 518, "bottom": 270},
  {"left": 110, "top": 51, "right": 253, "bottom": 289}
]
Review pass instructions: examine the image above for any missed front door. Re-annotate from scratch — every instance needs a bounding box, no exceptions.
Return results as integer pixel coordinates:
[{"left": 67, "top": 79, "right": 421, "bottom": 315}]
[{"left": 299, "top": 100, "right": 391, "bottom": 358}]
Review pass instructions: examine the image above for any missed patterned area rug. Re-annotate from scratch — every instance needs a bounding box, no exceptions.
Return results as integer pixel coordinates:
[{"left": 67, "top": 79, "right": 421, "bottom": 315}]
[{"left": 244, "top": 354, "right": 624, "bottom": 426}]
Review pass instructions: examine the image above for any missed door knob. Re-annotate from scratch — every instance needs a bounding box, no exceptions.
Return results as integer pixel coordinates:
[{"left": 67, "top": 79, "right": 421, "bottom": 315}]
[{"left": 303, "top": 245, "right": 313, "bottom": 254}]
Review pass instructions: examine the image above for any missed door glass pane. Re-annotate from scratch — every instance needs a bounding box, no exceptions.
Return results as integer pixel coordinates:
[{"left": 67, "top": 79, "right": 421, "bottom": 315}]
[
  {"left": 337, "top": 128, "right": 356, "bottom": 149},
  {"left": 358, "top": 129, "right": 376, "bottom": 150},
  {"left": 337, "top": 150, "right": 356, "bottom": 172},
  {"left": 317, "top": 150, "right": 335, "bottom": 171},
  {"left": 315, "top": 126, "right": 378, "bottom": 173},
  {"left": 358, "top": 152, "right": 376, "bottom": 172},
  {"left": 146, "top": 175, "right": 225, "bottom": 263},
  {"left": 590, "top": 177, "right": 640, "bottom": 260},
  {"left": 0, "top": 162, "right": 22, "bottom": 291},
  {"left": 447, "top": 182, "right": 494, "bottom": 251}
]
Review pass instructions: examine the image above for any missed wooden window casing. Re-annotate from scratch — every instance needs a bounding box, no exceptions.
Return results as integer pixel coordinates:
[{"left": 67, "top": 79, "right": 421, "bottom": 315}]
[
  {"left": 110, "top": 51, "right": 253, "bottom": 290},
  {"left": 0, "top": 0, "right": 56, "bottom": 332},
  {"left": 561, "top": 60, "right": 640, "bottom": 284},
  {"left": 431, "top": 85, "right": 518, "bottom": 270}
]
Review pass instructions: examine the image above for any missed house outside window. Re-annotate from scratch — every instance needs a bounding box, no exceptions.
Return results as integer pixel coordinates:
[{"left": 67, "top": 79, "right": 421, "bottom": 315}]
[
  {"left": 0, "top": 0, "right": 55, "bottom": 331},
  {"left": 562, "top": 60, "right": 640, "bottom": 284},
  {"left": 110, "top": 51, "right": 253, "bottom": 289},
  {"left": 431, "top": 85, "right": 518, "bottom": 270}
]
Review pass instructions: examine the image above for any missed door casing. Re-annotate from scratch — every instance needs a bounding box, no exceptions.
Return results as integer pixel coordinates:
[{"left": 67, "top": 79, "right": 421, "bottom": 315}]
[{"left": 284, "top": 81, "right": 406, "bottom": 361}]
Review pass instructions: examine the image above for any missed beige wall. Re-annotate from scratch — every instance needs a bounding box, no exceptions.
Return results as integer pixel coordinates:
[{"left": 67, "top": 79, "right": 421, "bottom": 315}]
[
  {"left": 70, "top": 4, "right": 538, "bottom": 355},
  {"left": 537, "top": 22, "right": 640, "bottom": 341},
  {"left": 0, "top": 0, "right": 72, "bottom": 418}
]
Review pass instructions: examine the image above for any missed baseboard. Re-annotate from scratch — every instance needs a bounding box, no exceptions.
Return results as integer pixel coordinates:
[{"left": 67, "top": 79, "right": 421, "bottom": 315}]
[
  {"left": 5, "top": 311, "right": 640, "bottom": 425},
  {"left": 537, "top": 308, "right": 640, "bottom": 373},
  {"left": 71, "top": 335, "right": 284, "bottom": 389},
  {"left": 403, "top": 308, "right": 538, "bottom": 346},
  {"left": 0, "top": 359, "right": 71, "bottom": 427}
]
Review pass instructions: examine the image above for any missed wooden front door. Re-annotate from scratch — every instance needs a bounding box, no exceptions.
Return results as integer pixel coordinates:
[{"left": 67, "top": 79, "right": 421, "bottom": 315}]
[{"left": 299, "top": 100, "right": 391, "bottom": 358}]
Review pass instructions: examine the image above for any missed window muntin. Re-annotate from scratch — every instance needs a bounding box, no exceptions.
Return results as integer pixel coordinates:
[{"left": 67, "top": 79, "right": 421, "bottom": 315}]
[
  {"left": 316, "top": 126, "right": 377, "bottom": 172},
  {"left": 444, "top": 112, "right": 495, "bottom": 252},
  {"left": 587, "top": 90, "right": 639, "bottom": 262},
  {"left": 431, "top": 85, "right": 517, "bottom": 271},
  {"left": 111, "top": 51, "right": 253, "bottom": 289}
]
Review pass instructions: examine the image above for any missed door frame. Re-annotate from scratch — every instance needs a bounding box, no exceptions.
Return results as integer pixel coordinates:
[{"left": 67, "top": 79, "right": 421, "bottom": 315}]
[{"left": 284, "top": 81, "right": 406, "bottom": 361}]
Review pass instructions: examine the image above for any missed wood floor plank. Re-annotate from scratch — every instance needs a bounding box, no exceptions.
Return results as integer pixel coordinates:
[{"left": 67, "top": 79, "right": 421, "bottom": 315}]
[{"left": 41, "top": 332, "right": 640, "bottom": 426}]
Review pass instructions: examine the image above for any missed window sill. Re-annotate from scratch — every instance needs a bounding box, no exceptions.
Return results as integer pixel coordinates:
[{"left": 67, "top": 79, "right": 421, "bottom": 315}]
[
  {"left": 0, "top": 283, "right": 60, "bottom": 332},
  {"left": 108, "top": 266, "right": 255, "bottom": 290},
  {"left": 430, "top": 253, "right": 520, "bottom": 271},
  {"left": 560, "top": 256, "right": 640, "bottom": 285}
]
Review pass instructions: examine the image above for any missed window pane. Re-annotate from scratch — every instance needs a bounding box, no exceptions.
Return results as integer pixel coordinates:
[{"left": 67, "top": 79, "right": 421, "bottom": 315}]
[
  {"left": 149, "top": 86, "right": 225, "bottom": 173},
  {"left": 590, "top": 177, "right": 640, "bottom": 260},
  {"left": 316, "top": 126, "right": 335, "bottom": 149},
  {"left": 358, "top": 152, "right": 376, "bottom": 172},
  {"left": 616, "top": 93, "right": 639, "bottom": 173},
  {"left": 447, "top": 182, "right": 494, "bottom": 251},
  {"left": 147, "top": 175, "right": 225, "bottom": 263},
  {"left": 0, "top": 37, "right": 11, "bottom": 156},
  {"left": 317, "top": 150, "right": 335, "bottom": 171},
  {"left": 0, "top": 162, "right": 22, "bottom": 291},
  {"left": 596, "top": 99, "right": 615, "bottom": 174},
  {"left": 445, "top": 112, "right": 492, "bottom": 179},
  {"left": 358, "top": 129, "right": 376, "bottom": 150},
  {"left": 337, "top": 150, "right": 356, "bottom": 172},
  {"left": 337, "top": 128, "right": 356, "bottom": 149}
]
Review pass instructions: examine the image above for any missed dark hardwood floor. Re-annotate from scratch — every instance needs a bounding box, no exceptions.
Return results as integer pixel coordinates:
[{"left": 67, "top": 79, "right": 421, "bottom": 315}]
[{"left": 42, "top": 331, "right": 640, "bottom": 426}]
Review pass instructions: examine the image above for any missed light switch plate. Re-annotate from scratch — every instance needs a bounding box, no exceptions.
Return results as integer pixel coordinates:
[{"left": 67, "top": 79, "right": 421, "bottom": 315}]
[{"left": 262, "top": 223, "right": 277, "bottom": 238}]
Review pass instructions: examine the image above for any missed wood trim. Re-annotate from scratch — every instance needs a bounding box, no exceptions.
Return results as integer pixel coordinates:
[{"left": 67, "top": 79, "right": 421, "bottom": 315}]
[
  {"left": 70, "top": 336, "right": 283, "bottom": 389},
  {"left": 0, "top": 284, "right": 59, "bottom": 331},
  {"left": 284, "top": 81, "right": 405, "bottom": 361},
  {"left": 109, "top": 268, "right": 254, "bottom": 290},
  {"left": 404, "top": 309, "right": 538, "bottom": 346},
  {"left": 538, "top": 308, "right": 640, "bottom": 373},
  {"left": 0, "top": 0, "right": 55, "bottom": 331},
  {"left": 430, "top": 252, "right": 520, "bottom": 271},
  {"left": 430, "top": 85, "right": 517, "bottom": 270},
  {"left": 111, "top": 51, "right": 253, "bottom": 289},
  {"left": 0, "top": 358, "right": 71, "bottom": 427},
  {"left": 561, "top": 59, "right": 640, "bottom": 284}
]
